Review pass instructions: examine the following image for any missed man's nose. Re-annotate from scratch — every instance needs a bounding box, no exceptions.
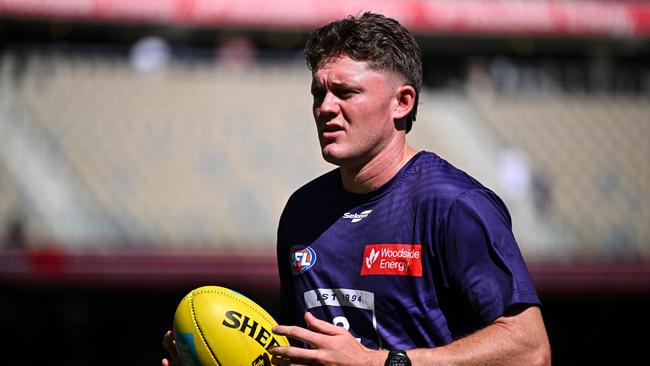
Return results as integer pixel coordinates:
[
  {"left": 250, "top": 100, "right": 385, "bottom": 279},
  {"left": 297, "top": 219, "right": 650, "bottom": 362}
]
[{"left": 318, "top": 91, "right": 340, "bottom": 114}]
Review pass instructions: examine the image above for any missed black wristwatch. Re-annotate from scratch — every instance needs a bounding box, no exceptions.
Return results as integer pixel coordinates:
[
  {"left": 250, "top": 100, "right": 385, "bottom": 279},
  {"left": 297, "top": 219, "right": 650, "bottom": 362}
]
[{"left": 385, "top": 350, "right": 411, "bottom": 366}]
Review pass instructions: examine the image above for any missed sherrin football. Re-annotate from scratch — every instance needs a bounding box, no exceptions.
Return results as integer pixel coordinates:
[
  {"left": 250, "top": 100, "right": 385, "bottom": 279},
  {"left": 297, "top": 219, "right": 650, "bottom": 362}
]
[{"left": 173, "top": 286, "right": 290, "bottom": 366}]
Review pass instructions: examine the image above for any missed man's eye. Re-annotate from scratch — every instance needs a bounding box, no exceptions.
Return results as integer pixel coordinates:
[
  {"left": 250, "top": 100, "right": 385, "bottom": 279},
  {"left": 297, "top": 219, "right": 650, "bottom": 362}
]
[{"left": 336, "top": 89, "right": 355, "bottom": 98}]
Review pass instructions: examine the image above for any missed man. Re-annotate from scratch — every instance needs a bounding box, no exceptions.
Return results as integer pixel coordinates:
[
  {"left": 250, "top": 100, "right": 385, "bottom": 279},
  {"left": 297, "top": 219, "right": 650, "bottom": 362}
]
[
  {"left": 163, "top": 12, "right": 550, "bottom": 366},
  {"left": 269, "top": 12, "right": 550, "bottom": 366}
]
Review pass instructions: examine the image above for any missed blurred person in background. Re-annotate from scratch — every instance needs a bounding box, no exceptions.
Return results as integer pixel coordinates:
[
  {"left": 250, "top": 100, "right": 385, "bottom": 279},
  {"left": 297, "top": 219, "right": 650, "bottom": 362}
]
[{"left": 163, "top": 12, "right": 550, "bottom": 366}]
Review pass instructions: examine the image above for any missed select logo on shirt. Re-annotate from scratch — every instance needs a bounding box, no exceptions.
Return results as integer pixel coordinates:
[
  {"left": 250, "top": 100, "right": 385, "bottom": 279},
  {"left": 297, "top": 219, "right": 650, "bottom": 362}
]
[
  {"left": 360, "top": 244, "right": 422, "bottom": 277},
  {"left": 290, "top": 245, "right": 317, "bottom": 275},
  {"left": 342, "top": 210, "right": 372, "bottom": 223}
]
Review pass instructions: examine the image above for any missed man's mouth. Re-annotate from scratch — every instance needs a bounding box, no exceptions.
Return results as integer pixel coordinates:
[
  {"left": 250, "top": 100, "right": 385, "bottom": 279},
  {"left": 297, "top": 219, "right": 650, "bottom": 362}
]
[{"left": 321, "top": 123, "right": 344, "bottom": 138}]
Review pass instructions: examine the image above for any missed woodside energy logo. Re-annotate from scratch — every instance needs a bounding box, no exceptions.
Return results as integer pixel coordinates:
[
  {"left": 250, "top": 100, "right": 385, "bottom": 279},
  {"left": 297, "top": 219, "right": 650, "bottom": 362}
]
[{"left": 360, "top": 244, "right": 422, "bottom": 276}]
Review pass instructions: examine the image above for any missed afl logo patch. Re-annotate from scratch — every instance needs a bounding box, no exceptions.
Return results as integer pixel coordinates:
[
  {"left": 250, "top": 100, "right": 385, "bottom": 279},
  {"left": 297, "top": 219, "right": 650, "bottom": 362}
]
[{"left": 290, "top": 246, "right": 317, "bottom": 275}]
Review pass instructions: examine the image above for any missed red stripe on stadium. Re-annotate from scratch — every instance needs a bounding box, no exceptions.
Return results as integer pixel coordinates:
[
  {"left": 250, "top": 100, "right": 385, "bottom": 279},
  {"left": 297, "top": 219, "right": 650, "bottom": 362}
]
[{"left": 1, "top": 249, "right": 649, "bottom": 294}]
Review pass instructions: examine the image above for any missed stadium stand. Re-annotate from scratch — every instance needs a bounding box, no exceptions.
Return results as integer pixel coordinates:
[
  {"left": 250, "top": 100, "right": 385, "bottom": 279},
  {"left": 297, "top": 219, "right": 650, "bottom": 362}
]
[
  {"left": 471, "top": 89, "right": 650, "bottom": 259},
  {"left": 0, "top": 153, "right": 23, "bottom": 248},
  {"left": 0, "top": 47, "right": 648, "bottom": 261},
  {"left": 1, "top": 50, "right": 332, "bottom": 249}
]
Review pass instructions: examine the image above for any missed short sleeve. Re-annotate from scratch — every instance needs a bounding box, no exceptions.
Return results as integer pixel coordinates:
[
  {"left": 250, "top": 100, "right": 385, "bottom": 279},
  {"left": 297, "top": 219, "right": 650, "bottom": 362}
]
[
  {"left": 276, "top": 204, "right": 299, "bottom": 326},
  {"left": 439, "top": 189, "right": 540, "bottom": 327}
]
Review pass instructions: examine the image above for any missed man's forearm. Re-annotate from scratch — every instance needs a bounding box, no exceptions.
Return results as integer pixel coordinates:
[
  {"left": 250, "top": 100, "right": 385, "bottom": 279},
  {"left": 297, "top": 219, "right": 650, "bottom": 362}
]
[{"left": 407, "top": 306, "right": 551, "bottom": 366}]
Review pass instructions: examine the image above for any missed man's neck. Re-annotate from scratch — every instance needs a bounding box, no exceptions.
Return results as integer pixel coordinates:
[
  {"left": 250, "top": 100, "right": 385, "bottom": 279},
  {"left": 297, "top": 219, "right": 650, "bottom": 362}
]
[{"left": 340, "top": 143, "right": 417, "bottom": 194}]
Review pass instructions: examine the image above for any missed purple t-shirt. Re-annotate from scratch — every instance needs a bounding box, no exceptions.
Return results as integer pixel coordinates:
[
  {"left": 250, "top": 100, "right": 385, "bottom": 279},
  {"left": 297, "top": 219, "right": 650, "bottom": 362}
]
[{"left": 277, "top": 151, "right": 540, "bottom": 349}]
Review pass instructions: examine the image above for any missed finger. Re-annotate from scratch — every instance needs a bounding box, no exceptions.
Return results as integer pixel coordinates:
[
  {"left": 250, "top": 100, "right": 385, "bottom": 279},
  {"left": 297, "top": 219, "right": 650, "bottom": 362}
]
[
  {"left": 304, "top": 312, "right": 346, "bottom": 336},
  {"left": 162, "top": 359, "right": 170, "bottom": 366},
  {"left": 162, "top": 331, "right": 179, "bottom": 359},
  {"left": 268, "top": 346, "right": 320, "bottom": 364},
  {"left": 273, "top": 358, "right": 309, "bottom": 366},
  {"left": 271, "top": 356, "right": 309, "bottom": 366},
  {"left": 162, "top": 331, "right": 174, "bottom": 350},
  {"left": 272, "top": 325, "right": 324, "bottom": 348},
  {"left": 270, "top": 354, "right": 291, "bottom": 366},
  {"left": 162, "top": 331, "right": 173, "bottom": 346}
]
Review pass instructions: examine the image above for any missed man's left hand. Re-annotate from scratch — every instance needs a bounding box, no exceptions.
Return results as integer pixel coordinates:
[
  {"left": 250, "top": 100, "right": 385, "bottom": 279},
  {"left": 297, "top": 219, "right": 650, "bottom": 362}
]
[{"left": 269, "top": 312, "right": 387, "bottom": 366}]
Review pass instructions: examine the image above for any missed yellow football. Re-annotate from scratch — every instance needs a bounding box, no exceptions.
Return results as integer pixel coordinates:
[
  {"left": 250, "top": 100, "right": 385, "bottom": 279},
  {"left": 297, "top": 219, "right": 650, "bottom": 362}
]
[{"left": 173, "top": 285, "right": 289, "bottom": 366}]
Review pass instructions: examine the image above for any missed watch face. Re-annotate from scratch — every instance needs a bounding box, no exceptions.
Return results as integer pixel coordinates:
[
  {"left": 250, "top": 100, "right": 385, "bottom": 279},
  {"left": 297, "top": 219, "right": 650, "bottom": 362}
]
[{"left": 387, "top": 354, "right": 410, "bottom": 366}]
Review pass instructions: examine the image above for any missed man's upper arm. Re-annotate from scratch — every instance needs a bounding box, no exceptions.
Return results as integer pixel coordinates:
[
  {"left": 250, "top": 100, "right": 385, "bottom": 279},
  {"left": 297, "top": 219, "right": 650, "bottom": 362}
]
[{"left": 439, "top": 189, "right": 541, "bottom": 327}]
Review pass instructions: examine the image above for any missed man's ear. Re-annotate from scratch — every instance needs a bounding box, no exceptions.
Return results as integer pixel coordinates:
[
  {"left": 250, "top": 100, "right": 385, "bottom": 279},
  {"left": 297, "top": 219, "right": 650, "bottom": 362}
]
[{"left": 393, "top": 85, "right": 416, "bottom": 120}]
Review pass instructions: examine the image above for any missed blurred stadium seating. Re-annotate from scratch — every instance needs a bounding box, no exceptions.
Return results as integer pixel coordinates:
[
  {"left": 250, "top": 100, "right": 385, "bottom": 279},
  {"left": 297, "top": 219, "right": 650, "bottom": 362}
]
[
  {"left": 473, "top": 89, "right": 649, "bottom": 258},
  {"left": 1, "top": 50, "right": 332, "bottom": 250},
  {"left": 1, "top": 47, "right": 647, "bottom": 262}
]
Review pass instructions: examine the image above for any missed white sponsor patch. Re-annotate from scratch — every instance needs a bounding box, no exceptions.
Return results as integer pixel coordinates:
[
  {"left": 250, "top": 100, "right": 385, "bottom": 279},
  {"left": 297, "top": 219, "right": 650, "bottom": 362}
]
[
  {"left": 303, "top": 288, "right": 375, "bottom": 311},
  {"left": 342, "top": 210, "right": 372, "bottom": 223}
]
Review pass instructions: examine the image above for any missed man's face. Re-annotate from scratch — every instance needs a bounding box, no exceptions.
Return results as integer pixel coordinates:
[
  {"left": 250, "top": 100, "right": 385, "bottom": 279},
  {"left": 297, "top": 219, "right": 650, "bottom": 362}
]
[{"left": 311, "top": 56, "right": 404, "bottom": 168}]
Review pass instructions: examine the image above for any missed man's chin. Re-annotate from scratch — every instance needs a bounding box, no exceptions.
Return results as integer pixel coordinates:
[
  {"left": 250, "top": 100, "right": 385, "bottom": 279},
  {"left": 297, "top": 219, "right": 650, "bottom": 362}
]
[
  {"left": 321, "top": 147, "right": 361, "bottom": 168},
  {"left": 321, "top": 147, "right": 346, "bottom": 166},
  {"left": 321, "top": 152, "right": 343, "bottom": 166}
]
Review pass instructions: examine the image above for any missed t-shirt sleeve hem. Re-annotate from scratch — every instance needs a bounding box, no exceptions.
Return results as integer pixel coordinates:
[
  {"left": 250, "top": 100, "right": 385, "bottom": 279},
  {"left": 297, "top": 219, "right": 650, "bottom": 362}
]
[{"left": 479, "top": 291, "right": 542, "bottom": 326}]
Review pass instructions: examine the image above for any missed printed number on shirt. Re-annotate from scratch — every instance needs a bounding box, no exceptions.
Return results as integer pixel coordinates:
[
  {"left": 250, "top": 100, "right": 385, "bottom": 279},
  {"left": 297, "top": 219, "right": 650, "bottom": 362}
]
[{"left": 303, "top": 288, "right": 382, "bottom": 348}]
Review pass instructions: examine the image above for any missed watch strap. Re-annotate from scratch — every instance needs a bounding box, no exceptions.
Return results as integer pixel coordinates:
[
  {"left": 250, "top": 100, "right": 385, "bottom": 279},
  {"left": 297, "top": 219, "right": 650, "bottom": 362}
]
[{"left": 385, "top": 350, "right": 411, "bottom": 366}]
